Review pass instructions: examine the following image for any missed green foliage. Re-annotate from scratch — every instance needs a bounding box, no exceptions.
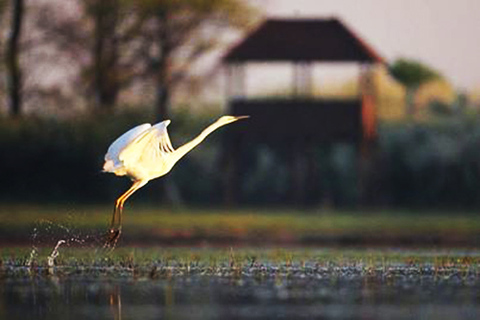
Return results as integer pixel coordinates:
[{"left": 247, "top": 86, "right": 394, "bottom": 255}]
[
  {"left": 0, "top": 114, "right": 135, "bottom": 202},
  {"left": 0, "top": 0, "right": 7, "bottom": 15},
  {"left": 136, "top": 0, "right": 255, "bottom": 16},
  {"left": 28, "top": 0, "right": 257, "bottom": 116},
  {"left": 389, "top": 58, "right": 441, "bottom": 89},
  {"left": 0, "top": 108, "right": 223, "bottom": 203},
  {"left": 373, "top": 119, "right": 480, "bottom": 207},
  {"left": 2, "top": 111, "right": 480, "bottom": 208},
  {"left": 429, "top": 100, "right": 453, "bottom": 116}
]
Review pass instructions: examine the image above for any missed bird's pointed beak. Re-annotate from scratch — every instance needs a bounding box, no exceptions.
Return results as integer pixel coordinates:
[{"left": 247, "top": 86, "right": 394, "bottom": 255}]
[{"left": 216, "top": 115, "right": 250, "bottom": 125}]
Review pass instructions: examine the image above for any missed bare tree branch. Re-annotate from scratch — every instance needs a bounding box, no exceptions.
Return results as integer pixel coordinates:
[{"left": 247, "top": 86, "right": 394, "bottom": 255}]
[{"left": 5, "top": 0, "right": 25, "bottom": 117}]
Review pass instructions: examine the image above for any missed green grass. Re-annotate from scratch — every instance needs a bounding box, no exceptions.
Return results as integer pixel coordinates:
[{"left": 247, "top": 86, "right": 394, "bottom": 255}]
[
  {"left": 1, "top": 204, "right": 480, "bottom": 248},
  {"left": 2, "top": 204, "right": 480, "bottom": 233}
]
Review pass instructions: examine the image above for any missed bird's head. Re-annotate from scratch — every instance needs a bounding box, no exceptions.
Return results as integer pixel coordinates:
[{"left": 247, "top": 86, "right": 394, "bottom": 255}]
[
  {"left": 102, "top": 159, "right": 115, "bottom": 173},
  {"left": 102, "top": 159, "right": 127, "bottom": 176}
]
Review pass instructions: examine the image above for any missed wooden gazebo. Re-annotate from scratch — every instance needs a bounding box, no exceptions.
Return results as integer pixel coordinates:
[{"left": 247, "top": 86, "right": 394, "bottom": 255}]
[{"left": 222, "top": 18, "right": 384, "bottom": 205}]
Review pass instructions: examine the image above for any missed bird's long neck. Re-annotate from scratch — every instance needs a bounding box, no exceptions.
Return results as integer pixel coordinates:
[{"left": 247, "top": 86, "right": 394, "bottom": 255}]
[{"left": 172, "top": 120, "right": 229, "bottom": 163}]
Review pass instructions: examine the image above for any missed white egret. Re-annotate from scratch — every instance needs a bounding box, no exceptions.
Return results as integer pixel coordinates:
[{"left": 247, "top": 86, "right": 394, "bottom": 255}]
[{"left": 102, "top": 115, "right": 248, "bottom": 245}]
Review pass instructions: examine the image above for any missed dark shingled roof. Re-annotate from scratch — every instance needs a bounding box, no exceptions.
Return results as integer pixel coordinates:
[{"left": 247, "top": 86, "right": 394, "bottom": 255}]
[{"left": 224, "top": 18, "right": 384, "bottom": 63}]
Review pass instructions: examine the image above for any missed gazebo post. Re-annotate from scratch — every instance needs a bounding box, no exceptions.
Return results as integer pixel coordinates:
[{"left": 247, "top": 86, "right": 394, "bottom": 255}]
[
  {"left": 223, "top": 63, "right": 246, "bottom": 206},
  {"left": 226, "top": 63, "right": 246, "bottom": 99},
  {"left": 222, "top": 135, "right": 242, "bottom": 207},
  {"left": 293, "top": 62, "right": 313, "bottom": 97},
  {"left": 357, "top": 64, "right": 377, "bottom": 205},
  {"left": 359, "top": 64, "right": 376, "bottom": 143},
  {"left": 291, "top": 62, "right": 314, "bottom": 205},
  {"left": 288, "top": 138, "right": 306, "bottom": 205}
]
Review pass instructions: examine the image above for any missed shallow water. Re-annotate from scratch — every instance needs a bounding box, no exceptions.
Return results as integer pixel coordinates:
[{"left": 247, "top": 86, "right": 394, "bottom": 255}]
[{"left": 2, "top": 259, "right": 480, "bottom": 320}]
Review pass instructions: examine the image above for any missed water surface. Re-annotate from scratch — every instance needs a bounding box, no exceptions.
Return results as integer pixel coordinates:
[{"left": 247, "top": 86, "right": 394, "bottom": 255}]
[{"left": 3, "top": 252, "right": 480, "bottom": 320}]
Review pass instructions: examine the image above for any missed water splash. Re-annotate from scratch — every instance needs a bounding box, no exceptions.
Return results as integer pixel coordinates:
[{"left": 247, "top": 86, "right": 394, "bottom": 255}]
[
  {"left": 25, "top": 246, "right": 38, "bottom": 267},
  {"left": 47, "top": 240, "right": 66, "bottom": 267},
  {"left": 31, "top": 218, "right": 101, "bottom": 249},
  {"left": 28, "top": 212, "right": 113, "bottom": 265}
]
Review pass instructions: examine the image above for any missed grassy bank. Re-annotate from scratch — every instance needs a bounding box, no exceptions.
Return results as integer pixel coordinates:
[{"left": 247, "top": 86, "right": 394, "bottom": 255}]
[
  {"left": 1, "top": 204, "right": 480, "bottom": 247},
  {"left": 1, "top": 204, "right": 480, "bottom": 232}
]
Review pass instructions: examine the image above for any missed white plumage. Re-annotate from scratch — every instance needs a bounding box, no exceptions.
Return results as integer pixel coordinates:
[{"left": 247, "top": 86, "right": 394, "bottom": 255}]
[
  {"left": 103, "top": 123, "right": 153, "bottom": 175},
  {"left": 104, "top": 120, "right": 175, "bottom": 180},
  {"left": 103, "top": 115, "right": 248, "bottom": 245}
]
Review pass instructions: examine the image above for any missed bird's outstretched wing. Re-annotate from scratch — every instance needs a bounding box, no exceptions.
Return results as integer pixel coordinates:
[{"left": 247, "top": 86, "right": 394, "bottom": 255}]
[
  {"left": 152, "top": 120, "right": 175, "bottom": 153},
  {"left": 105, "top": 123, "right": 152, "bottom": 167},
  {"left": 119, "top": 120, "right": 174, "bottom": 169}
]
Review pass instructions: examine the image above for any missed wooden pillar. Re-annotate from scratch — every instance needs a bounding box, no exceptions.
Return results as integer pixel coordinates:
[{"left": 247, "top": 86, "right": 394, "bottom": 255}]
[
  {"left": 293, "top": 62, "right": 312, "bottom": 97},
  {"left": 226, "top": 63, "right": 246, "bottom": 99},
  {"left": 359, "top": 64, "right": 377, "bottom": 144},
  {"left": 222, "top": 136, "right": 242, "bottom": 207},
  {"left": 305, "top": 142, "right": 322, "bottom": 206},
  {"left": 289, "top": 139, "right": 308, "bottom": 205},
  {"left": 358, "top": 64, "right": 377, "bottom": 206},
  {"left": 291, "top": 62, "right": 314, "bottom": 205},
  {"left": 223, "top": 63, "right": 246, "bottom": 206},
  {"left": 357, "top": 64, "right": 378, "bottom": 156}
]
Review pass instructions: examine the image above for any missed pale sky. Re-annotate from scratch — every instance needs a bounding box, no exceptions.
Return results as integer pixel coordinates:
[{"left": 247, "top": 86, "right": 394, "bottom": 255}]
[{"left": 258, "top": 0, "right": 480, "bottom": 90}]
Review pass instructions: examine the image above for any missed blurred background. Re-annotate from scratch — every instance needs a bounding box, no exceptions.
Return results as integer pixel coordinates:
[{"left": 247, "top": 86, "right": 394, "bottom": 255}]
[
  {"left": 4, "top": 3, "right": 480, "bottom": 319},
  {"left": 1, "top": 0, "right": 480, "bottom": 212}
]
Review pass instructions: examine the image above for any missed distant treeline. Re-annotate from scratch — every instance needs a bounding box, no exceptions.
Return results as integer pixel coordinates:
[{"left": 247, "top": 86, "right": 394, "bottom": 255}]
[
  {"left": 370, "top": 119, "right": 480, "bottom": 208},
  {"left": 2, "top": 112, "right": 480, "bottom": 209}
]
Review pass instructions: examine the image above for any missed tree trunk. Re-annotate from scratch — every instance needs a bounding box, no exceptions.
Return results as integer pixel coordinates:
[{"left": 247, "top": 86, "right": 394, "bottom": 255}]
[
  {"left": 155, "top": 75, "right": 169, "bottom": 121},
  {"left": 155, "top": 12, "right": 170, "bottom": 121},
  {"left": 93, "top": 0, "right": 119, "bottom": 113},
  {"left": 405, "top": 87, "right": 417, "bottom": 119},
  {"left": 6, "top": 0, "right": 24, "bottom": 118}
]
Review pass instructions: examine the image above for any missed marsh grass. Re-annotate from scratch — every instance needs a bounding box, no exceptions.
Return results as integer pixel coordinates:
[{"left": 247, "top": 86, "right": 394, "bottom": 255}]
[{"left": 2, "top": 247, "right": 480, "bottom": 281}]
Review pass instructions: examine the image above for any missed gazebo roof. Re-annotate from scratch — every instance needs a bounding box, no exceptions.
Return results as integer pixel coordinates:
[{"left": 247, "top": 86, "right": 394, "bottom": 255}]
[{"left": 224, "top": 18, "right": 384, "bottom": 64}]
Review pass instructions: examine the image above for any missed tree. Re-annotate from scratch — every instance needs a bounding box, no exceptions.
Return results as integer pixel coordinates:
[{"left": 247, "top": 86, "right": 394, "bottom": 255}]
[
  {"left": 0, "top": 0, "right": 8, "bottom": 109},
  {"left": 389, "top": 58, "right": 441, "bottom": 118},
  {"left": 130, "top": 0, "right": 256, "bottom": 120},
  {"left": 5, "top": 0, "right": 24, "bottom": 117},
  {"left": 34, "top": 0, "right": 256, "bottom": 117},
  {"left": 118, "top": 0, "right": 257, "bottom": 205},
  {"left": 0, "top": 0, "right": 7, "bottom": 18},
  {"left": 85, "top": 0, "right": 120, "bottom": 112},
  {"left": 33, "top": 0, "right": 120, "bottom": 113}
]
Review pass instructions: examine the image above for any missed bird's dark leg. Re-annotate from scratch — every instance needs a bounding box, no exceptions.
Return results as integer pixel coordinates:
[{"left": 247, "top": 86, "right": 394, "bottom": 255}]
[
  {"left": 110, "top": 202, "right": 118, "bottom": 229},
  {"left": 105, "top": 180, "right": 145, "bottom": 248},
  {"left": 104, "top": 204, "right": 122, "bottom": 248},
  {"left": 104, "top": 200, "right": 123, "bottom": 248},
  {"left": 110, "top": 197, "right": 123, "bottom": 229}
]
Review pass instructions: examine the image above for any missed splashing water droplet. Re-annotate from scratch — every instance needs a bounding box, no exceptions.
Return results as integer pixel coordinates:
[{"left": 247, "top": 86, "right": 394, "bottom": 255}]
[
  {"left": 47, "top": 240, "right": 66, "bottom": 267},
  {"left": 30, "top": 213, "right": 104, "bottom": 253},
  {"left": 26, "top": 246, "right": 38, "bottom": 267}
]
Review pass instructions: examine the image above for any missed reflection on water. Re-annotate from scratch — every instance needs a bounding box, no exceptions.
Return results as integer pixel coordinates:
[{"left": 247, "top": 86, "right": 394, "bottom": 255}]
[
  {"left": 2, "top": 264, "right": 480, "bottom": 320},
  {"left": 109, "top": 285, "right": 121, "bottom": 320}
]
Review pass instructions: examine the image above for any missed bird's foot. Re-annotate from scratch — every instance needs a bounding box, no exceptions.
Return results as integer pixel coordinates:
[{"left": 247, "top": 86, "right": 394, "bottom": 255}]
[{"left": 103, "top": 228, "right": 122, "bottom": 249}]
